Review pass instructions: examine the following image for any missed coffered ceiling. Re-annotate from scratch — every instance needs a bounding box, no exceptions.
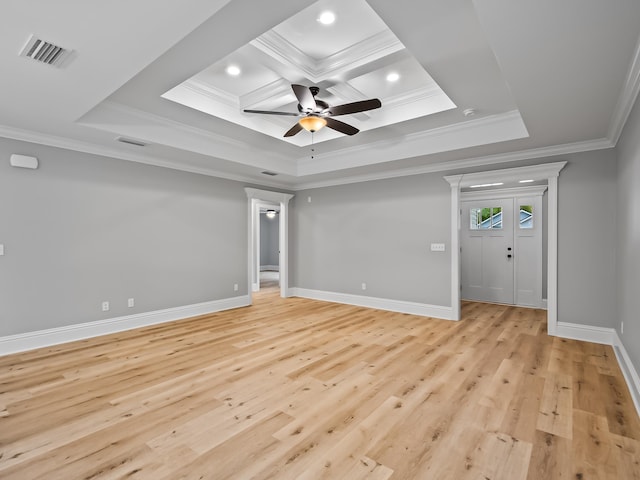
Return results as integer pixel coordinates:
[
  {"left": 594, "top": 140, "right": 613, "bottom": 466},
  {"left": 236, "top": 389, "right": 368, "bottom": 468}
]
[{"left": 1, "top": 0, "right": 639, "bottom": 189}]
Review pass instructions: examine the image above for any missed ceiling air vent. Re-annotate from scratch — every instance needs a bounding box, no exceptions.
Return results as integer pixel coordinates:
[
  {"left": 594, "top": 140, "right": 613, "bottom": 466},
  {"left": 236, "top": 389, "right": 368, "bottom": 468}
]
[
  {"left": 19, "top": 35, "right": 71, "bottom": 67},
  {"left": 261, "top": 171, "right": 278, "bottom": 176},
  {"left": 116, "top": 137, "right": 147, "bottom": 147}
]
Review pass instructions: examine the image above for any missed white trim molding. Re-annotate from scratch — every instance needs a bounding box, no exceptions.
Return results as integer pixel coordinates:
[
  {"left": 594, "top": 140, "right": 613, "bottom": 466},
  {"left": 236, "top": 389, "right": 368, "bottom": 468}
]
[
  {"left": 552, "top": 323, "right": 640, "bottom": 418},
  {"left": 445, "top": 161, "right": 566, "bottom": 327},
  {"left": 613, "top": 332, "right": 640, "bottom": 418},
  {"left": 0, "top": 295, "right": 251, "bottom": 356},
  {"left": 260, "top": 265, "right": 280, "bottom": 272},
  {"left": 290, "top": 288, "right": 455, "bottom": 320},
  {"left": 555, "top": 322, "right": 617, "bottom": 345}
]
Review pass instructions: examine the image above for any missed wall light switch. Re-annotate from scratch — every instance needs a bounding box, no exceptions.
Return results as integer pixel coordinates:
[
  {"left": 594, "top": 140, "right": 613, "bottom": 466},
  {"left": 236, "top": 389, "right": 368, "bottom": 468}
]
[
  {"left": 0, "top": 244, "right": 4, "bottom": 256},
  {"left": 431, "top": 243, "right": 446, "bottom": 252}
]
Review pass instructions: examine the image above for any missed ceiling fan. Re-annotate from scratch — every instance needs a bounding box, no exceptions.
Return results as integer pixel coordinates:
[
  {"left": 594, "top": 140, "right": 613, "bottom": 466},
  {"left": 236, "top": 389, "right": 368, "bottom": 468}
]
[{"left": 243, "top": 84, "right": 381, "bottom": 137}]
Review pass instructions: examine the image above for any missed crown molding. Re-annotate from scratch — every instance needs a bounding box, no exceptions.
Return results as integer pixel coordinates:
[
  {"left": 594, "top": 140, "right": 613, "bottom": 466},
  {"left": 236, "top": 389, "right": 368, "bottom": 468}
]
[
  {"left": 293, "top": 137, "right": 611, "bottom": 190},
  {"left": 0, "top": 123, "right": 291, "bottom": 189},
  {"left": 182, "top": 79, "right": 238, "bottom": 108},
  {"left": 80, "top": 101, "right": 298, "bottom": 175},
  {"left": 239, "top": 78, "right": 294, "bottom": 110},
  {"left": 251, "top": 30, "right": 403, "bottom": 84},
  {"left": 295, "top": 110, "right": 529, "bottom": 176},
  {"left": 608, "top": 32, "right": 640, "bottom": 145}
]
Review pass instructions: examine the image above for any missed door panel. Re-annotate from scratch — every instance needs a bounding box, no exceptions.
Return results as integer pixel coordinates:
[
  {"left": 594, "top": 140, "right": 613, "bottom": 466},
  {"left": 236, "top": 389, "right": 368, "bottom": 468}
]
[
  {"left": 461, "top": 199, "right": 514, "bottom": 304},
  {"left": 514, "top": 196, "right": 543, "bottom": 307}
]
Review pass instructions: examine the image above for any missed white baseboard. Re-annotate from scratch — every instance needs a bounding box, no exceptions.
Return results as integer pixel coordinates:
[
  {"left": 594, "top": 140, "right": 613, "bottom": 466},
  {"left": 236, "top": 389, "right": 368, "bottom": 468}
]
[
  {"left": 260, "top": 265, "right": 279, "bottom": 272},
  {"left": 555, "top": 321, "right": 617, "bottom": 345},
  {"left": 0, "top": 295, "right": 251, "bottom": 356},
  {"left": 290, "top": 288, "right": 455, "bottom": 320},
  {"left": 613, "top": 332, "right": 640, "bottom": 419},
  {"left": 554, "top": 322, "right": 640, "bottom": 418}
]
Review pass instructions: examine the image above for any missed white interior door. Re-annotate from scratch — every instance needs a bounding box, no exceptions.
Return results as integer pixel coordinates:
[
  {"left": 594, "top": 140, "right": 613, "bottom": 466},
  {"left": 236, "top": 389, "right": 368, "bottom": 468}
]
[{"left": 461, "top": 199, "right": 514, "bottom": 304}]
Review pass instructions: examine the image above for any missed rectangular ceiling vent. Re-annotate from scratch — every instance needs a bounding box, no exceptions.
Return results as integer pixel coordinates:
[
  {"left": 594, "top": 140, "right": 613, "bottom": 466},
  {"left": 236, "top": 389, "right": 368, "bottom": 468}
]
[
  {"left": 261, "top": 171, "right": 278, "bottom": 176},
  {"left": 116, "top": 137, "right": 147, "bottom": 147},
  {"left": 19, "top": 35, "right": 71, "bottom": 67}
]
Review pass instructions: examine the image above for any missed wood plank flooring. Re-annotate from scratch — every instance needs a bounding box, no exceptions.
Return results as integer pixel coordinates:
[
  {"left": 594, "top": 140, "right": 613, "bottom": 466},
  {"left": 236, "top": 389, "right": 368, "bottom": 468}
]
[{"left": 1, "top": 290, "right": 639, "bottom": 479}]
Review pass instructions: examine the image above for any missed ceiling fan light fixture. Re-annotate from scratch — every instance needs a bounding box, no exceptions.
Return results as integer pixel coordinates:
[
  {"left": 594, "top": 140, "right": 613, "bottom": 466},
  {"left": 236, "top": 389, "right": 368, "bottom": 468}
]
[{"left": 299, "top": 116, "right": 327, "bottom": 132}]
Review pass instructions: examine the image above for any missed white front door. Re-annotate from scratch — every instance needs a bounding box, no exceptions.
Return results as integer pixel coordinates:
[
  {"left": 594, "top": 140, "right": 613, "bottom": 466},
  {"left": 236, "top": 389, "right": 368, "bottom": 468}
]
[
  {"left": 461, "top": 199, "right": 514, "bottom": 304},
  {"left": 461, "top": 189, "right": 544, "bottom": 307}
]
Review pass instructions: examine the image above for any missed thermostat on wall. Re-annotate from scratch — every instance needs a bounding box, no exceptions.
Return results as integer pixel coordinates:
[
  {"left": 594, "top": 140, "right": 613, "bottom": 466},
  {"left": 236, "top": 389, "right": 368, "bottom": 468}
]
[{"left": 10, "top": 154, "right": 38, "bottom": 169}]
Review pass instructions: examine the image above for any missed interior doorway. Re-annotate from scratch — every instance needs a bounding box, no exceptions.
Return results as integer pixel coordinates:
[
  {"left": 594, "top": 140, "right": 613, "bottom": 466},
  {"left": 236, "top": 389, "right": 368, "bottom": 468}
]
[
  {"left": 444, "top": 162, "right": 566, "bottom": 335},
  {"left": 259, "top": 206, "right": 280, "bottom": 291},
  {"left": 245, "top": 188, "right": 294, "bottom": 300},
  {"left": 460, "top": 186, "right": 545, "bottom": 308}
]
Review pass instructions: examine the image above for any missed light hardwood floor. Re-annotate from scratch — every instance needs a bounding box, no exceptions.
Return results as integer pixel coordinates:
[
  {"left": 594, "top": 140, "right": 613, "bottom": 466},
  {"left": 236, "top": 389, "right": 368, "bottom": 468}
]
[{"left": 1, "top": 290, "right": 639, "bottom": 479}]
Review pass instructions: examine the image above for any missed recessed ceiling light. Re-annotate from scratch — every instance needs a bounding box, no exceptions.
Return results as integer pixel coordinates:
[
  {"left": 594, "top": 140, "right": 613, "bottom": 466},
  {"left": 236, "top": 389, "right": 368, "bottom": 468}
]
[
  {"left": 317, "top": 11, "right": 335, "bottom": 25},
  {"left": 469, "top": 182, "right": 504, "bottom": 188},
  {"left": 386, "top": 72, "right": 400, "bottom": 82},
  {"left": 519, "top": 179, "right": 535, "bottom": 183},
  {"left": 226, "top": 65, "right": 241, "bottom": 76}
]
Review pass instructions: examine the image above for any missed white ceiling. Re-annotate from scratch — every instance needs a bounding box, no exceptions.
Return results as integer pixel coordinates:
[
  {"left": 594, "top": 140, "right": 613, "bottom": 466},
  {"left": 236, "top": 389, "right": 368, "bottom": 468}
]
[{"left": 1, "top": 0, "right": 639, "bottom": 190}]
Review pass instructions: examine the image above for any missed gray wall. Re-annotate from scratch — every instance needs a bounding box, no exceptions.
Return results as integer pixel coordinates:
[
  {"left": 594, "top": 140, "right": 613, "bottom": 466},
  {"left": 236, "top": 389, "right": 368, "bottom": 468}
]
[
  {"left": 291, "top": 173, "right": 452, "bottom": 306},
  {"left": 616, "top": 92, "right": 640, "bottom": 376},
  {"left": 0, "top": 137, "right": 248, "bottom": 337},
  {"left": 556, "top": 149, "right": 618, "bottom": 328},
  {"left": 291, "top": 150, "right": 618, "bottom": 325},
  {"left": 260, "top": 213, "right": 279, "bottom": 267}
]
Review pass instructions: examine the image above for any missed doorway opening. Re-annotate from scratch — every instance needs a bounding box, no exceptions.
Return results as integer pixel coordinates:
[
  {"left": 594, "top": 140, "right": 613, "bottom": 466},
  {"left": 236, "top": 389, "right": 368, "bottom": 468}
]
[
  {"left": 259, "top": 205, "right": 280, "bottom": 292},
  {"left": 460, "top": 186, "right": 546, "bottom": 308},
  {"left": 245, "top": 188, "right": 294, "bottom": 301},
  {"left": 444, "top": 161, "right": 566, "bottom": 335}
]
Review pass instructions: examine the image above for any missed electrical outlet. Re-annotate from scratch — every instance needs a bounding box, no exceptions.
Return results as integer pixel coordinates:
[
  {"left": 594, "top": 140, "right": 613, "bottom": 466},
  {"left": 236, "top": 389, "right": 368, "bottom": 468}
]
[
  {"left": 0, "top": 244, "right": 4, "bottom": 256},
  {"left": 128, "top": 298, "right": 135, "bottom": 308},
  {"left": 101, "top": 301, "right": 110, "bottom": 312},
  {"left": 233, "top": 283, "right": 238, "bottom": 292},
  {"left": 307, "top": 196, "right": 312, "bottom": 203},
  {"left": 361, "top": 283, "right": 367, "bottom": 291}
]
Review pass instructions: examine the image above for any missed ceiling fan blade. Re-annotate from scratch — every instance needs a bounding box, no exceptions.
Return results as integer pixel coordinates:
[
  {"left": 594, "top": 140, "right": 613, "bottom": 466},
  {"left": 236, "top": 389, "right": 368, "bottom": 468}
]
[
  {"left": 284, "top": 122, "right": 303, "bottom": 137},
  {"left": 243, "top": 109, "right": 300, "bottom": 117},
  {"left": 292, "top": 84, "right": 317, "bottom": 111},
  {"left": 328, "top": 99, "right": 382, "bottom": 116},
  {"left": 325, "top": 117, "right": 359, "bottom": 136}
]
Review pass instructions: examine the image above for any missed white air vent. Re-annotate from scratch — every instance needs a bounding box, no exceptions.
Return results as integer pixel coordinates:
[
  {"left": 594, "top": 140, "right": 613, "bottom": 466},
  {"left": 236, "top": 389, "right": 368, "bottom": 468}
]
[
  {"left": 19, "top": 35, "right": 71, "bottom": 67},
  {"left": 116, "top": 137, "right": 147, "bottom": 147}
]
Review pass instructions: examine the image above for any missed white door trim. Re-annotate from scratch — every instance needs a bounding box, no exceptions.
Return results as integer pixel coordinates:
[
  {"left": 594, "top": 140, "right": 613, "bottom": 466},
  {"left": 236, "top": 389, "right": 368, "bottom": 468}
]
[
  {"left": 245, "top": 188, "right": 294, "bottom": 299},
  {"left": 444, "top": 161, "right": 566, "bottom": 335}
]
